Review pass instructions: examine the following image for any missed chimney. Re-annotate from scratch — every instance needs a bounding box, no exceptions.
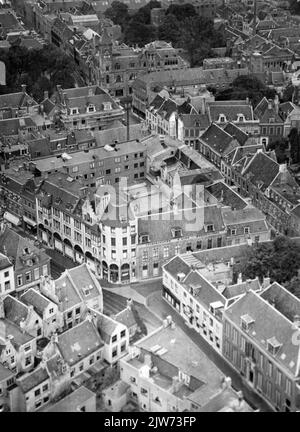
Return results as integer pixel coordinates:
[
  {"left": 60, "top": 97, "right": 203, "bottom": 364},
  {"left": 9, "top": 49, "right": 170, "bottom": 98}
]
[
  {"left": 21, "top": 84, "right": 26, "bottom": 94},
  {"left": 268, "top": 100, "right": 273, "bottom": 110},
  {"left": 262, "top": 276, "right": 270, "bottom": 289},
  {"left": 144, "top": 353, "right": 152, "bottom": 368},
  {"left": 126, "top": 298, "right": 133, "bottom": 310},
  {"left": 44, "top": 90, "right": 49, "bottom": 100},
  {"left": 274, "top": 94, "right": 279, "bottom": 113},
  {"left": 237, "top": 272, "right": 243, "bottom": 284},
  {"left": 245, "top": 279, "right": 252, "bottom": 292},
  {"left": 222, "top": 376, "right": 232, "bottom": 389},
  {"left": 88, "top": 87, "right": 94, "bottom": 97},
  {"left": 293, "top": 315, "right": 300, "bottom": 329}
]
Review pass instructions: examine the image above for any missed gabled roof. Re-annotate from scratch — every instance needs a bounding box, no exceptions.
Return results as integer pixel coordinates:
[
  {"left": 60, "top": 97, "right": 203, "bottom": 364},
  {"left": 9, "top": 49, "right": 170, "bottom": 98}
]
[
  {"left": 20, "top": 289, "right": 52, "bottom": 317},
  {"left": 223, "top": 122, "right": 249, "bottom": 146},
  {"left": 0, "top": 226, "right": 49, "bottom": 272},
  {"left": 200, "top": 123, "right": 237, "bottom": 156},
  {"left": 207, "top": 101, "right": 254, "bottom": 123},
  {"left": 3, "top": 295, "right": 29, "bottom": 326},
  {"left": 206, "top": 181, "right": 247, "bottom": 210},
  {"left": 224, "top": 290, "right": 300, "bottom": 376},
  {"left": 67, "top": 264, "right": 102, "bottom": 302},
  {"left": 0, "top": 91, "right": 37, "bottom": 110},
  {"left": 0, "top": 318, "right": 34, "bottom": 347},
  {"left": 18, "top": 367, "right": 49, "bottom": 393},
  {"left": 242, "top": 151, "right": 279, "bottom": 192},
  {"left": 57, "top": 320, "right": 104, "bottom": 366},
  {"left": 260, "top": 282, "right": 300, "bottom": 322}
]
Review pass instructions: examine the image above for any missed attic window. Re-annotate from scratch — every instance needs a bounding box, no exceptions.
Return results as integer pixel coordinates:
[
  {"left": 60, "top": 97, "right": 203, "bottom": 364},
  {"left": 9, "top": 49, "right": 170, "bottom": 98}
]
[
  {"left": 206, "top": 224, "right": 214, "bottom": 232},
  {"left": 219, "top": 114, "right": 226, "bottom": 123},
  {"left": 237, "top": 114, "right": 245, "bottom": 122},
  {"left": 88, "top": 104, "right": 96, "bottom": 113},
  {"left": 103, "top": 102, "right": 112, "bottom": 111},
  {"left": 267, "top": 337, "right": 281, "bottom": 356},
  {"left": 71, "top": 108, "right": 79, "bottom": 115},
  {"left": 240, "top": 314, "right": 255, "bottom": 331},
  {"left": 23, "top": 247, "right": 30, "bottom": 254},
  {"left": 172, "top": 228, "right": 182, "bottom": 238},
  {"left": 140, "top": 234, "right": 149, "bottom": 244}
]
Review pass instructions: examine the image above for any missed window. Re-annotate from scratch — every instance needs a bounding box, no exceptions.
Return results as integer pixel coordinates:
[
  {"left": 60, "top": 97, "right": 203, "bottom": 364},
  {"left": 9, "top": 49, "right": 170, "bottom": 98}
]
[
  {"left": 244, "top": 227, "right": 250, "bottom": 235},
  {"left": 78, "top": 363, "right": 84, "bottom": 372},
  {"left": 24, "top": 345, "right": 31, "bottom": 352},
  {"left": 25, "top": 272, "right": 31, "bottom": 282},
  {"left": 285, "top": 379, "right": 291, "bottom": 396},
  {"left": 141, "top": 387, "right": 148, "bottom": 395},
  {"left": 268, "top": 361, "right": 273, "bottom": 377},
  {"left": 4, "top": 281, "right": 10, "bottom": 291},
  {"left": 121, "top": 330, "right": 126, "bottom": 338},
  {"left": 75, "top": 308, "right": 81, "bottom": 316},
  {"left": 276, "top": 370, "right": 282, "bottom": 386},
  {"left": 231, "top": 229, "right": 236, "bottom": 236},
  {"left": 112, "top": 348, "right": 118, "bottom": 358},
  {"left": 42, "top": 384, "right": 48, "bottom": 392},
  {"left": 34, "top": 388, "right": 41, "bottom": 397},
  {"left": 112, "top": 335, "right": 117, "bottom": 343},
  {"left": 4, "top": 271, "right": 9, "bottom": 278},
  {"left": 25, "top": 356, "right": 31, "bottom": 366},
  {"left": 163, "top": 246, "right": 169, "bottom": 258}
]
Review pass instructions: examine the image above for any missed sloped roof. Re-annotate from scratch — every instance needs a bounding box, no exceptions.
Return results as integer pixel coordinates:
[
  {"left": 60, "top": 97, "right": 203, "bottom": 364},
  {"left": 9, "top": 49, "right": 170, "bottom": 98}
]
[
  {"left": 225, "top": 290, "right": 300, "bottom": 376},
  {"left": 242, "top": 152, "right": 279, "bottom": 192},
  {"left": 21, "top": 289, "right": 51, "bottom": 317},
  {"left": 68, "top": 264, "right": 101, "bottom": 302},
  {"left": 207, "top": 101, "right": 254, "bottom": 123},
  {"left": 18, "top": 367, "right": 49, "bottom": 393},
  {"left": 3, "top": 295, "right": 29, "bottom": 326},
  {"left": 223, "top": 122, "right": 249, "bottom": 146},
  {"left": 206, "top": 181, "right": 247, "bottom": 210},
  {"left": 200, "top": 123, "right": 236, "bottom": 156},
  {"left": 57, "top": 320, "right": 104, "bottom": 366}
]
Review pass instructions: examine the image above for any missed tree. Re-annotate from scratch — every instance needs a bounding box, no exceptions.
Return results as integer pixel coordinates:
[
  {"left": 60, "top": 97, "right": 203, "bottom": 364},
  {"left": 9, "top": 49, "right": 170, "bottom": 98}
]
[
  {"left": 289, "top": 128, "right": 300, "bottom": 164},
  {"left": 284, "top": 275, "right": 300, "bottom": 298},
  {"left": 165, "top": 3, "right": 196, "bottom": 21},
  {"left": 104, "top": 1, "right": 130, "bottom": 31},
  {"left": 239, "top": 236, "right": 300, "bottom": 285},
  {"left": 216, "top": 75, "right": 276, "bottom": 106},
  {"left": 124, "top": 22, "right": 156, "bottom": 47},
  {"left": 0, "top": 44, "right": 78, "bottom": 100},
  {"left": 268, "top": 137, "right": 289, "bottom": 164},
  {"left": 158, "top": 14, "right": 181, "bottom": 45}
]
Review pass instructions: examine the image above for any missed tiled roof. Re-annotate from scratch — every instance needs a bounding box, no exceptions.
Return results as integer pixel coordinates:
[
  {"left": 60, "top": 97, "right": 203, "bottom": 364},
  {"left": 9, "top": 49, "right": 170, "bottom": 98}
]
[
  {"left": 138, "top": 204, "right": 225, "bottom": 243},
  {"left": 3, "top": 295, "right": 29, "bottom": 326},
  {"left": 0, "top": 91, "right": 37, "bottom": 109},
  {"left": 18, "top": 367, "right": 49, "bottom": 393},
  {"left": 224, "top": 290, "right": 300, "bottom": 376},
  {"left": 94, "top": 312, "right": 118, "bottom": 344},
  {"left": 179, "top": 114, "right": 210, "bottom": 129},
  {"left": 0, "top": 362, "right": 14, "bottom": 383},
  {"left": 164, "top": 255, "right": 193, "bottom": 278},
  {"left": 223, "top": 122, "right": 249, "bottom": 146},
  {"left": 44, "top": 386, "right": 96, "bottom": 412},
  {"left": 0, "top": 318, "right": 33, "bottom": 347},
  {"left": 0, "top": 226, "right": 49, "bottom": 272},
  {"left": 67, "top": 264, "right": 101, "bottom": 302},
  {"left": 222, "top": 279, "right": 261, "bottom": 299},
  {"left": 206, "top": 181, "right": 247, "bottom": 210},
  {"left": 242, "top": 152, "right": 279, "bottom": 192},
  {"left": 57, "top": 320, "right": 104, "bottom": 366},
  {"left": 260, "top": 282, "right": 300, "bottom": 322},
  {"left": 115, "top": 306, "right": 137, "bottom": 329},
  {"left": 54, "top": 272, "right": 82, "bottom": 311},
  {"left": 207, "top": 101, "right": 254, "bottom": 123},
  {"left": 20, "top": 289, "right": 51, "bottom": 317},
  {"left": 0, "top": 117, "right": 36, "bottom": 136},
  {"left": 200, "top": 123, "right": 236, "bottom": 155}
]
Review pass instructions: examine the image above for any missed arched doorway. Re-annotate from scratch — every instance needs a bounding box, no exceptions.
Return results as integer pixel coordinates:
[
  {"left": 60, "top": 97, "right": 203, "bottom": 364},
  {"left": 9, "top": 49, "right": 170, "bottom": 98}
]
[
  {"left": 102, "top": 260, "right": 108, "bottom": 280},
  {"left": 109, "top": 264, "right": 119, "bottom": 283},
  {"left": 85, "top": 251, "right": 96, "bottom": 272},
  {"left": 63, "top": 238, "right": 74, "bottom": 260},
  {"left": 53, "top": 232, "right": 63, "bottom": 253},
  {"left": 121, "top": 263, "right": 130, "bottom": 283},
  {"left": 74, "top": 244, "right": 84, "bottom": 264}
]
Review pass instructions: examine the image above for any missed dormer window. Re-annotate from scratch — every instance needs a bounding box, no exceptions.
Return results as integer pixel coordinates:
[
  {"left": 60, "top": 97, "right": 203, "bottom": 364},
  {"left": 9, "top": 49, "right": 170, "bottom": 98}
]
[
  {"left": 267, "top": 337, "right": 281, "bottom": 356},
  {"left": 71, "top": 108, "right": 79, "bottom": 115},
  {"left": 140, "top": 234, "right": 149, "bottom": 244},
  {"left": 237, "top": 114, "right": 245, "bottom": 122},
  {"left": 240, "top": 314, "right": 255, "bottom": 331},
  {"left": 103, "top": 102, "right": 112, "bottom": 111},
  {"left": 88, "top": 104, "right": 96, "bottom": 113},
  {"left": 269, "top": 117, "right": 275, "bottom": 123},
  {"left": 231, "top": 228, "right": 236, "bottom": 236},
  {"left": 172, "top": 227, "right": 182, "bottom": 238},
  {"left": 244, "top": 227, "right": 250, "bottom": 235},
  {"left": 205, "top": 224, "right": 214, "bottom": 233},
  {"left": 218, "top": 114, "right": 226, "bottom": 123}
]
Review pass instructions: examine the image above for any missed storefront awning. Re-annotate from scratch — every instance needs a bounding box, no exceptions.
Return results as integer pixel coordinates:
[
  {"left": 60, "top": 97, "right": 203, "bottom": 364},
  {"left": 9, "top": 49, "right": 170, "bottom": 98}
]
[
  {"left": 3, "top": 211, "right": 21, "bottom": 226},
  {"left": 23, "top": 216, "right": 37, "bottom": 227}
]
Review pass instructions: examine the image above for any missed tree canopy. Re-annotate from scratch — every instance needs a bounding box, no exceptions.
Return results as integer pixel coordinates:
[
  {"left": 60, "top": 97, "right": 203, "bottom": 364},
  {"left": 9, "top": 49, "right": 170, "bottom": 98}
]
[
  {"left": 215, "top": 74, "right": 276, "bottom": 106},
  {"left": 106, "top": 2, "right": 225, "bottom": 64},
  {"left": 0, "top": 44, "right": 80, "bottom": 100},
  {"left": 235, "top": 236, "right": 300, "bottom": 285}
]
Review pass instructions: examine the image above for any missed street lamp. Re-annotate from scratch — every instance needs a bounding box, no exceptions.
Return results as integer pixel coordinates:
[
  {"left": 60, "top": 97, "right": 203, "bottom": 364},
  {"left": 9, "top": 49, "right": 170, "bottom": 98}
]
[{"left": 121, "top": 95, "right": 132, "bottom": 142}]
